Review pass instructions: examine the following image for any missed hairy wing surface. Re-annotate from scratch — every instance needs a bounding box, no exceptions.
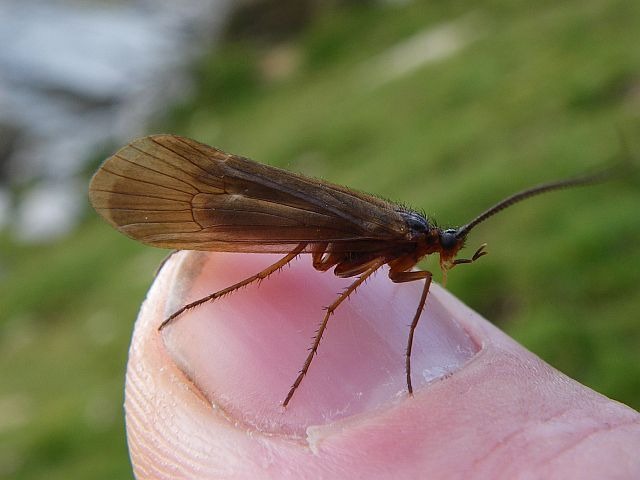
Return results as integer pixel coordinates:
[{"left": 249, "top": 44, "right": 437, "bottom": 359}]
[{"left": 89, "top": 135, "right": 409, "bottom": 252}]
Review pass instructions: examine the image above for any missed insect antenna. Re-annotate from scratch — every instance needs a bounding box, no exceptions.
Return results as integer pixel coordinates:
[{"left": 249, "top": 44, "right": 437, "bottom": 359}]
[{"left": 455, "top": 163, "right": 624, "bottom": 239}]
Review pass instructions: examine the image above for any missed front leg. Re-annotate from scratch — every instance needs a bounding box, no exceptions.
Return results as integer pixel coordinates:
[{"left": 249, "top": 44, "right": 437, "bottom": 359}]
[{"left": 389, "top": 269, "right": 433, "bottom": 396}]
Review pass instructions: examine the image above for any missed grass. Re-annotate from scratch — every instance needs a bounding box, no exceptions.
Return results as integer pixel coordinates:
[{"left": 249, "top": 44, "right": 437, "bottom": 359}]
[{"left": 1, "top": 0, "right": 639, "bottom": 477}]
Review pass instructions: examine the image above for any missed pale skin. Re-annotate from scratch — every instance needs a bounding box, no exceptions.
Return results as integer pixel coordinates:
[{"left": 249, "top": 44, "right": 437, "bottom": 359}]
[{"left": 125, "top": 251, "right": 640, "bottom": 479}]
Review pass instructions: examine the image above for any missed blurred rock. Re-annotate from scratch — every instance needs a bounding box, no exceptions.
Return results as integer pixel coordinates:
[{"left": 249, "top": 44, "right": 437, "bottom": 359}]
[
  {"left": 0, "top": 0, "right": 232, "bottom": 242},
  {"left": 14, "top": 180, "right": 83, "bottom": 243}
]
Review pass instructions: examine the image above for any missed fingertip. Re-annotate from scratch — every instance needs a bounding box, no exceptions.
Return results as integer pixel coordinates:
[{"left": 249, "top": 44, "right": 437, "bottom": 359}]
[{"left": 125, "top": 251, "right": 640, "bottom": 479}]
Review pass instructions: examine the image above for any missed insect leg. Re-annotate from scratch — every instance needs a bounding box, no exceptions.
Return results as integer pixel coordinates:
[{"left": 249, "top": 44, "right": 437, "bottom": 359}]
[
  {"left": 389, "top": 269, "right": 433, "bottom": 396},
  {"left": 158, "top": 243, "right": 307, "bottom": 331},
  {"left": 283, "top": 259, "right": 385, "bottom": 407}
]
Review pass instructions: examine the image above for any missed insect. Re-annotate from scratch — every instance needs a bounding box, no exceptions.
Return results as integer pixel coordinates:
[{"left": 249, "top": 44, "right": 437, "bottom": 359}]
[{"left": 89, "top": 134, "right": 619, "bottom": 407}]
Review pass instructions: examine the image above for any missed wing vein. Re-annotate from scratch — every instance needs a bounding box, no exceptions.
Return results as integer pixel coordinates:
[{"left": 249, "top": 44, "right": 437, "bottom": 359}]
[
  {"left": 101, "top": 166, "right": 195, "bottom": 195},
  {"left": 90, "top": 188, "right": 190, "bottom": 203},
  {"left": 164, "top": 136, "right": 398, "bottom": 236},
  {"left": 99, "top": 207, "right": 193, "bottom": 212},
  {"left": 147, "top": 137, "right": 216, "bottom": 178},
  {"left": 171, "top": 135, "right": 227, "bottom": 161},
  {"left": 113, "top": 153, "right": 202, "bottom": 193},
  {"left": 126, "top": 145, "right": 212, "bottom": 191},
  {"left": 222, "top": 162, "right": 392, "bottom": 233},
  {"left": 119, "top": 220, "right": 202, "bottom": 226}
]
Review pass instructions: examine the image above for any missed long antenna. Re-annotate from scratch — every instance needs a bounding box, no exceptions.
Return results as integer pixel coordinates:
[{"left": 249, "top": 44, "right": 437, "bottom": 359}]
[{"left": 455, "top": 163, "right": 622, "bottom": 239}]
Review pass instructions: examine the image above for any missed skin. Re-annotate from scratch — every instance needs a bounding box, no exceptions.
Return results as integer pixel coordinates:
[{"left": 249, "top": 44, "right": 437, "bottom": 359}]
[{"left": 125, "top": 251, "right": 640, "bottom": 479}]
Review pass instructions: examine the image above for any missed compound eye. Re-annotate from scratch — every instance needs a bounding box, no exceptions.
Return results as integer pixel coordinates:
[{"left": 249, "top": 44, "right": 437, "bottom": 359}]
[{"left": 440, "top": 229, "right": 458, "bottom": 250}]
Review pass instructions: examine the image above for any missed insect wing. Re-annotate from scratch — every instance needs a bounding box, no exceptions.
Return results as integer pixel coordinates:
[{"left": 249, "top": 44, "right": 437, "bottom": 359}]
[{"left": 89, "top": 135, "right": 409, "bottom": 252}]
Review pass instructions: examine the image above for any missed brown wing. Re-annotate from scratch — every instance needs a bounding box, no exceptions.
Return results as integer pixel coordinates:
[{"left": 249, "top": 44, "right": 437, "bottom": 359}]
[{"left": 89, "top": 135, "right": 411, "bottom": 253}]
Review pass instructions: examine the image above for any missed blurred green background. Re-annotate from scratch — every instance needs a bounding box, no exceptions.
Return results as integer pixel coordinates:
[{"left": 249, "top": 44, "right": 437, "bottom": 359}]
[{"left": 1, "top": 0, "right": 639, "bottom": 478}]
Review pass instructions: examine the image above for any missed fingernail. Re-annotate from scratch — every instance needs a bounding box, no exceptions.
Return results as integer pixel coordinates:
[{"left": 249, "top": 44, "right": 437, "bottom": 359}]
[{"left": 161, "top": 252, "right": 479, "bottom": 435}]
